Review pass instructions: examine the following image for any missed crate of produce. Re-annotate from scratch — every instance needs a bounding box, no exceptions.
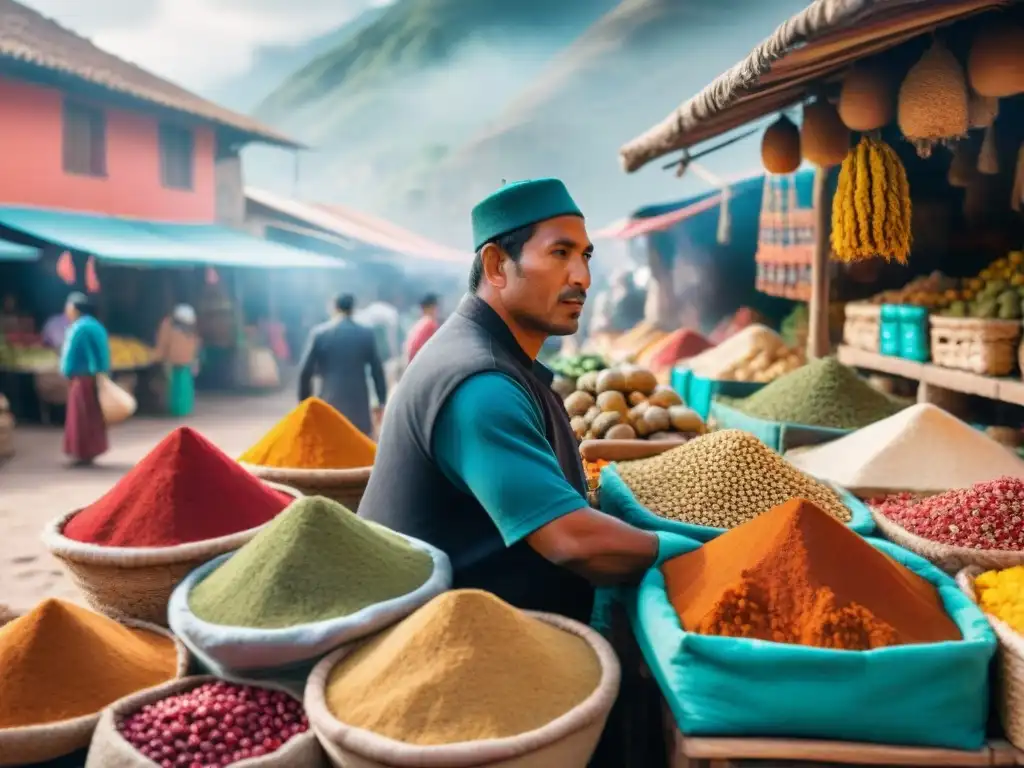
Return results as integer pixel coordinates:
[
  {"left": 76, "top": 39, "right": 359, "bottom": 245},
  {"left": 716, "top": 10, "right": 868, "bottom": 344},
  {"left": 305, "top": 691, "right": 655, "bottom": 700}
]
[
  {"left": 709, "top": 400, "right": 851, "bottom": 454},
  {"left": 843, "top": 302, "right": 881, "bottom": 353},
  {"left": 957, "top": 566, "right": 1024, "bottom": 752},
  {"left": 632, "top": 525, "right": 994, "bottom": 750},
  {"left": 670, "top": 367, "right": 764, "bottom": 421},
  {"left": 930, "top": 316, "right": 1021, "bottom": 376}
]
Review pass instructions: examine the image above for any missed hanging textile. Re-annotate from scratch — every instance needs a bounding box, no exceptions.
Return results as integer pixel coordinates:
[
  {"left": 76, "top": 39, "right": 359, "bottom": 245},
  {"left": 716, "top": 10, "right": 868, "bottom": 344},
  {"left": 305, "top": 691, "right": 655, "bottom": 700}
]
[
  {"left": 85, "top": 256, "right": 101, "bottom": 294},
  {"left": 754, "top": 173, "right": 814, "bottom": 300},
  {"left": 56, "top": 250, "right": 76, "bottom": 285}
]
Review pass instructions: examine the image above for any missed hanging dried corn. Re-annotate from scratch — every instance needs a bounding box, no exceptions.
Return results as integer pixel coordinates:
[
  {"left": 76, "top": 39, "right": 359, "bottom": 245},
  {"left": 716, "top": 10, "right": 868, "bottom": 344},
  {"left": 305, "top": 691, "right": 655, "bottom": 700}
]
[
  {"left": 830, "top": 136, "right": 912, "bottom": 264},
  {"left": 898, "top": 38, "right": 968, "bottom": 158}
]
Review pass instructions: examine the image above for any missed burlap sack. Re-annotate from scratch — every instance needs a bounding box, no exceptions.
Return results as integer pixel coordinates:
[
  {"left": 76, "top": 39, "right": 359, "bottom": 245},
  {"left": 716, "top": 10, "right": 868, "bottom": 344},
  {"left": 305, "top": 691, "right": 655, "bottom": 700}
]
[
  {"left": 40, "top": 482, "right": 302, "bottom": 627},
  {"left": 240, "top": 463, "right": 371, "bottom": 512},
  {"left": 872, "top": 508, "right": 1024, "bottom": 575},
  {"left": 957, "top": 566, "right": 1024, "bottom": 751},
  {"left": 304, "top": 611, "right": 621, "bottom": 768},
  {"left": 0, "top": 614, "right": 189, "bottom": 767},
  {"left": 87, "top": 675, "right": 327, "bottom": 768}
]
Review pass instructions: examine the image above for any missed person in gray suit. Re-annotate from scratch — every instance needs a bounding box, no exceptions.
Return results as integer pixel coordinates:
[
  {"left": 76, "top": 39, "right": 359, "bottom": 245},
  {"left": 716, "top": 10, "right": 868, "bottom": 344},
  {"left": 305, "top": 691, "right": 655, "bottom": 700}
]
[{"left": 297, "top": 293, "right": 387, "bottom": 436}]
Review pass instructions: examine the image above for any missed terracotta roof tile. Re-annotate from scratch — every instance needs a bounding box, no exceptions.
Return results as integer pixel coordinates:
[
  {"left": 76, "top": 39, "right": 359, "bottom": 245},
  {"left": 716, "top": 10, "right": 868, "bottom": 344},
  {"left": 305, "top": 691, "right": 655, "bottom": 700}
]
[{"left": 0, "top": 0, "right": 299, "bottom": 147}]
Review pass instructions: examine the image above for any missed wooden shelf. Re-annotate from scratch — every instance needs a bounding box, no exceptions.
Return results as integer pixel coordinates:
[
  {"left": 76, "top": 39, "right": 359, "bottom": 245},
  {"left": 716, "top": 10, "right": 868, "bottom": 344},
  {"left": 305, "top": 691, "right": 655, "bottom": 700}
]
[{"left": 836, "top": 345, "right": 1024, "bottom": 407}]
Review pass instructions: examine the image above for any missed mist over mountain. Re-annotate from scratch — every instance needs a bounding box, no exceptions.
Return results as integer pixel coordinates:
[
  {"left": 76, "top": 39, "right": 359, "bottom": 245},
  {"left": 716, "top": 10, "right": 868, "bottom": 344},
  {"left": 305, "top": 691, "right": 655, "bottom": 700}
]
[{"left": 243, "top": 0, "right": 809, "bottom": 246}]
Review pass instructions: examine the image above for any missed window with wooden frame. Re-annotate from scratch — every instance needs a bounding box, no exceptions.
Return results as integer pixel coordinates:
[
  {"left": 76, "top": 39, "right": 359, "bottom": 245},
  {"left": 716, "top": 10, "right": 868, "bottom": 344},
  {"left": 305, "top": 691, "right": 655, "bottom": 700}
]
[
  {"left": 62, "top": 101, "right": 107, "bottom": 177},
  {"left": 159, "top": 123, "right": 195, "bottom": 190}
]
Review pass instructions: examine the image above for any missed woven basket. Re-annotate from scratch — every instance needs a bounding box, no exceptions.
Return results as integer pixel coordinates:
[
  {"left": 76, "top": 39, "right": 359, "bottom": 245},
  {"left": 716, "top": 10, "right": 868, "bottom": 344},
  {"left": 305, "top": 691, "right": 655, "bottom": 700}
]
[
  {"left": 240, "top": 463, "right": 371, "bottom": 511},
  {"left": 930, "top": 317, "right": 1021, "bottom": 376},
  {"left": 41, "top": 482, "right": 302, "bottom": 627},
  {"left": 304, "top": 611, "right": 620, "bottom": 768},
  {"left": 871, "top": 507, "right": 1024, "bottom": 575},
  {"left": 842, "top": 303, "right": 881, "bottom": 353},
  {"left": 957, "top": 566, "right": 1024, "bottom": 751},
  {"left": 86, "top": 675, "right": 328, "bottom": 768},
  {"left": 0, "top": 613, "right": 189, "bottom": 767}
]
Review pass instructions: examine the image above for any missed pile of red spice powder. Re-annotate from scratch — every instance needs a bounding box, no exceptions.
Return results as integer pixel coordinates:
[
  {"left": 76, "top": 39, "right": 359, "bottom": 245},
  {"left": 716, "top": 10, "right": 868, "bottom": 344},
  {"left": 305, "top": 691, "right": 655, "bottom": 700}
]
[
  {"left": 63, "top": 427, "right": 293, "bottom": 547},
  {"left": 873, "top": 476, "right": 1024, "bottom": 551},
  {"left": 647, "top": 329, "right": 712, "bottom": 371}
]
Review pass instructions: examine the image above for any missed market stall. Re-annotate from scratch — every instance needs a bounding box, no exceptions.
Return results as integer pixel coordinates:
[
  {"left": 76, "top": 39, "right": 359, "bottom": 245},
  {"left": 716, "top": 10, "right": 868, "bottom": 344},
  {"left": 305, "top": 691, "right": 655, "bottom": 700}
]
[{"left": 611, "top": 0, "right": 1024, "bottom": 764}]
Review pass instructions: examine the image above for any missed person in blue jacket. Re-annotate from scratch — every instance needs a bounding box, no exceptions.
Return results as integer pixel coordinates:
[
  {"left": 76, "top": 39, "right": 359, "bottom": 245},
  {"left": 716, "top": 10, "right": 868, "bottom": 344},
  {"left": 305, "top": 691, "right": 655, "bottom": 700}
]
[{"left": 59, "top": 292, "right": 111, "bottom": 466}]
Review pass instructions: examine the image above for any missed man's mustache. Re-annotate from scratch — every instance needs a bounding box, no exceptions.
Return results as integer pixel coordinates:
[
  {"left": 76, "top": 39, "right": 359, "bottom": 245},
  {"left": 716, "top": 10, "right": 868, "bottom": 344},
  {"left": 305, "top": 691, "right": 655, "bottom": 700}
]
[{"left": 559, "top": 289, "right": 587, "bottom": 302}]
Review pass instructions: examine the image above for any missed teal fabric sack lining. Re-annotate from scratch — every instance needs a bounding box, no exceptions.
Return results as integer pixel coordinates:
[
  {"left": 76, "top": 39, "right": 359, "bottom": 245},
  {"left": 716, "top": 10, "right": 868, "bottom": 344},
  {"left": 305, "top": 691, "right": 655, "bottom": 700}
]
[
  {"left": 710, "top": 401, "right": 852, "bottom": 454},
  {"left": 629, "top": 538, "right": 995, "bottom": 749},
  {"left": 599, "top": 463, "right": 876, "bottom": 540},
  {"left": 670, "top": 368, "right": 765, "bottom": 421}
]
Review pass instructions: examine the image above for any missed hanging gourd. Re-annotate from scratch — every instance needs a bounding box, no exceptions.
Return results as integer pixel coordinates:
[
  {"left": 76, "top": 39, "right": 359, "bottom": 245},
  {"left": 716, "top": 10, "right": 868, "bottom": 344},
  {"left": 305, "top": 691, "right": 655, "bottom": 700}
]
[
  {"left": 898, "top": 38, "right": 969, "bottom": 158},
  {"left": 968, "top": 89, "right": 999, "bottom": 129},
  {"left": 831, "top": 136, "right": 912, "bottom": 264},
  {"left": 947, "top": 142, "right": 976, "bottom": 188},
  {"left": 978, "top": 124, "right": 999, "bottom": 175},
  {"left": 968, "top": 23, "right": 1024, "bottom": 97},
  {"left": 801, "top": 98, "right": 850, "bottom": 167},
  {"left": 760, "top": 114, "right": 801, "bottom": 174},
  {"left": 838, "top": 65, "right": 895, "bottom": 131}
]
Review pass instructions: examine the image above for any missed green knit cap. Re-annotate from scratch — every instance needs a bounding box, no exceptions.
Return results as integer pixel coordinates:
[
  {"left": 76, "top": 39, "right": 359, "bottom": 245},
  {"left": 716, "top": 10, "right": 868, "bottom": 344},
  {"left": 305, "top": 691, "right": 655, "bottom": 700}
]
[{"left": 471, "top": 178, "right": 583, "bottom": 251}]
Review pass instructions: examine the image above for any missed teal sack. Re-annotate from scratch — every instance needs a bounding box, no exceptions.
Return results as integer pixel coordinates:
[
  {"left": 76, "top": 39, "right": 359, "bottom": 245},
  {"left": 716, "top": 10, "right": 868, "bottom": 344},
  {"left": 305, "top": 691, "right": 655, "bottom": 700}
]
[
  {"left": 710, "top": 400, "right": 852, "bottom": 454},
  {"left": 671, "top": 368, "right": 765, "bottom": 420},
  {"left": 629, "top": 539, "right": 995, "bottom": 749},
  {"left": 599, "top": 463, "right": 876, "bottom": 540}
]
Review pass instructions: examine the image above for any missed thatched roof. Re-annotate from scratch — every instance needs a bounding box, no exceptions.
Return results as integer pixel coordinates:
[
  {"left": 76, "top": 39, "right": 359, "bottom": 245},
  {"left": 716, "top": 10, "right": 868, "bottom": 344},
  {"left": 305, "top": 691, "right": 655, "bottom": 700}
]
[
  {"left": 619, "top": 0, "right": 1009, "bottom": 172},
  {"left": 0, "top": 0, "right": 300, "bottom": 148}
]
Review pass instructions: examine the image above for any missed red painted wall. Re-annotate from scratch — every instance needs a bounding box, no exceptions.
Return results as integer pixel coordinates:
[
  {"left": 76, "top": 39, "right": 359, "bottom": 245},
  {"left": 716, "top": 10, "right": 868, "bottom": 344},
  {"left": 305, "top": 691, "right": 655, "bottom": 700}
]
[{"left": 0, "top": 76, "right": 216, "bottom": 222}]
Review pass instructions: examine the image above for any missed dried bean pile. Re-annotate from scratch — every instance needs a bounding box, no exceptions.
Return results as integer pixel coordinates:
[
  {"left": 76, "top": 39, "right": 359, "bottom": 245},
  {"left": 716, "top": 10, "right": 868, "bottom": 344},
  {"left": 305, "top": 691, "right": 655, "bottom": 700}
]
[
  {"left": 873, "top": 477, "right": 1024, "bottom": 550},
  {"left": 615, "top": 429, "right": 852, "bottom": 529},
  {"left": 117, "top": 680, "right": 309, "bottom": 767}
]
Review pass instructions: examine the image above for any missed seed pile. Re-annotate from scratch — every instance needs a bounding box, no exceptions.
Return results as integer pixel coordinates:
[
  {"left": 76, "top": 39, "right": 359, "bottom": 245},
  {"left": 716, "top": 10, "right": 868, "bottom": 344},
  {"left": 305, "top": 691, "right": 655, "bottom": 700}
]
[
  {"left": 325, "top": 590, "right": 601, "bottom": 745},
  {"left": 616, "top": 429, "right": 852, "bottom": 528},
  {"left": 117, "top": 680, "right": 309, "bottom": 766},
  {"left": 662, "top": 499, "right": 960, "bottom": 649},
  {"left": 873, "top": 477, "right": 1024, "bottom": 550},
  {"left": 788, "top": 403, "right": 1024, "bottom": 492},
  {"left": 239, "top": 397, "right": 376, "bottom": 469},
  {"left": 727, "top": 357, "right": 904, "bottom": 429},
  {"left": 189, "top": 496, "right": 433, "bottom": 628},
  {"left": 975, "top": 566, "right": 1024, "bottom": 633},
  {"left": 0, "top": 599, "right": 178, "bottom": 728},
  {"left": 64, "top": 427, "right": 291, "bottom": 547}
]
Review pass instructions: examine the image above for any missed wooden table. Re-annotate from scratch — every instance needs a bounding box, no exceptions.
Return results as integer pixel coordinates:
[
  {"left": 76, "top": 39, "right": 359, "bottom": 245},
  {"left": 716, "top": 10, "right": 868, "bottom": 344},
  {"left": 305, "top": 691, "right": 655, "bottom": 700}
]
[{"left": 664, "top": 704, "right": 1018, "bottom": 768}]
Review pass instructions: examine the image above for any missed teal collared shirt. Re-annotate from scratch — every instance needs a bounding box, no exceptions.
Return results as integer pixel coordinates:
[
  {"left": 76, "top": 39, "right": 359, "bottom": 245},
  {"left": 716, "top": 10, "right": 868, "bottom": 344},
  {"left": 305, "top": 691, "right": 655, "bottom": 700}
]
[{"left": 60, "top": 315, "right": 111, "bottom": 378}]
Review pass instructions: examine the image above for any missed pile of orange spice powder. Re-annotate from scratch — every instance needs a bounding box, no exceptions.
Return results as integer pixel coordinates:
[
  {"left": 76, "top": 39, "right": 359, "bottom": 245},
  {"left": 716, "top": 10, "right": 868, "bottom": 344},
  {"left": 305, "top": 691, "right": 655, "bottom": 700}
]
[{"left": 661, "top": 498, "right": 961, "bottom": 649}]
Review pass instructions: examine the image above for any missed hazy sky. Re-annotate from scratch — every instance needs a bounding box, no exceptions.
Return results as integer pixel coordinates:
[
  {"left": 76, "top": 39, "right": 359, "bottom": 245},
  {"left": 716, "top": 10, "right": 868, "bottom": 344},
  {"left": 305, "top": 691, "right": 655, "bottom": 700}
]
[{"left": 21, "top": 0, "right": 392, "bottom": 90}]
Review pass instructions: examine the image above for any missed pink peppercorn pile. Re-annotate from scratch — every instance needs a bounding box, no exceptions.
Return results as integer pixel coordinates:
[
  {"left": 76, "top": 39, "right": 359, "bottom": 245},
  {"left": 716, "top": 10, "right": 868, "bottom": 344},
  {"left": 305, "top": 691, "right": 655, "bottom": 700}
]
[
  {"left": 116, "top": 680, "right": 309, "bottom": 767},
  {"left": 873, "top": 477, "right": 1024, "bottom": 551}
]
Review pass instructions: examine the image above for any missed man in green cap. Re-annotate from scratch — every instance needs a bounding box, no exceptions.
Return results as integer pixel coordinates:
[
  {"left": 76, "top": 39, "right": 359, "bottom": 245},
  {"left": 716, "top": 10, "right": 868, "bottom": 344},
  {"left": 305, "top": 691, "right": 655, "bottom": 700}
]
[{"left": 361, "top": 179, "right": 684, "bottom": 764}]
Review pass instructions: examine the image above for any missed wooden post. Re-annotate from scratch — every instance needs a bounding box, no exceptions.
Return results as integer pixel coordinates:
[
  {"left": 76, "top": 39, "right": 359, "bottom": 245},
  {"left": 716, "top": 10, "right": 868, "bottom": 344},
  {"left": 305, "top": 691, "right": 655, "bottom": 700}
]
[{"left": 807, "top": 166, "right": 831, "bottom": 359}]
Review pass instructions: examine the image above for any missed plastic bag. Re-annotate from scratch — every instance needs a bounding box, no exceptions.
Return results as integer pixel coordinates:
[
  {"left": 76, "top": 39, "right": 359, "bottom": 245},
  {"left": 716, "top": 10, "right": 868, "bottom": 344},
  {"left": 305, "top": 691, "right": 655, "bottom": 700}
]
[
  {"left": 599, "top": 463, "right": 876, "bottom": 541},
  {"left": 630, "top": 537, "right": 995, "bottom": 749},
  {"left": 97, "top": 374, "right": 137, "bottom": 425}
]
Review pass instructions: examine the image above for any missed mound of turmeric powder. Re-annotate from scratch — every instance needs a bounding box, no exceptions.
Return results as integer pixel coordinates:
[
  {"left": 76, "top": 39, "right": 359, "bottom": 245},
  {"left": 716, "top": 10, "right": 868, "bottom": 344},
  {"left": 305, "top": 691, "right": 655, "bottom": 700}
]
[
  {"left": 239, "top": 397, "right": 376, "bottom": 469},
  {"left": 662, "top": 498, "right": 960, "bottom": 649}
]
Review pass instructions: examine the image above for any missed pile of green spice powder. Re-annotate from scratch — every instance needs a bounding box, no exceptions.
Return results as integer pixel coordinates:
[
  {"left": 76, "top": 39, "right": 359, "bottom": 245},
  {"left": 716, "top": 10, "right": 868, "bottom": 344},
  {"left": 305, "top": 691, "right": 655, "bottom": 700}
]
[
  {"left": 726, "top": 357, "right": 905, "bottom": 430},
  {"left": 188, "top": 496, "right": 434, "bottom": 628}
]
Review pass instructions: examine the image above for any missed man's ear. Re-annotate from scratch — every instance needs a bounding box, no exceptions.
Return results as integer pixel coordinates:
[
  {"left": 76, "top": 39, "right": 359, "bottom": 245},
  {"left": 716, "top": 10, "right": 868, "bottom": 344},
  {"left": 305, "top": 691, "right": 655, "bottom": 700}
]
[{"left": 480, "top": 243, "right": 508, "bottom": 289}]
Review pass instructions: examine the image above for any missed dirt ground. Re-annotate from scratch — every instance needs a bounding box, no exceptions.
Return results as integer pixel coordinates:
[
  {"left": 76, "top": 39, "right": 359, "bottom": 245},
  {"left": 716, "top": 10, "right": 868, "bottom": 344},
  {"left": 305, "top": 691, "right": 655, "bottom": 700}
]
[{"left": 0, "top": 389, "right": 296, "bottom": 613}]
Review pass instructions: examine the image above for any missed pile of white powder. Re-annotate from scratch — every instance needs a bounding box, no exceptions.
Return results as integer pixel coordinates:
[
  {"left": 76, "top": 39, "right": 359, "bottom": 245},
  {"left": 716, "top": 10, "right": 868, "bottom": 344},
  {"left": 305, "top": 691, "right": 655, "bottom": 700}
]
[{"left": 785, "top": 403, "right": 1024, "bottom": 493}]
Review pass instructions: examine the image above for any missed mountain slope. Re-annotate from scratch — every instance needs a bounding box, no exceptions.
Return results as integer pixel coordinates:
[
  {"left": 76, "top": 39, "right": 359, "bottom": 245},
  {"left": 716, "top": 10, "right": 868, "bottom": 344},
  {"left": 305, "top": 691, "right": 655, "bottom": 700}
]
[
  {"left": 243, "top": 0, "right": 619, "bottom": 219},
  {"left": 205, "top": 6, "right": 387, "bottom": 113},
  {"left": 406, "top": 0, "right": 811, "bottom": 243}
]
